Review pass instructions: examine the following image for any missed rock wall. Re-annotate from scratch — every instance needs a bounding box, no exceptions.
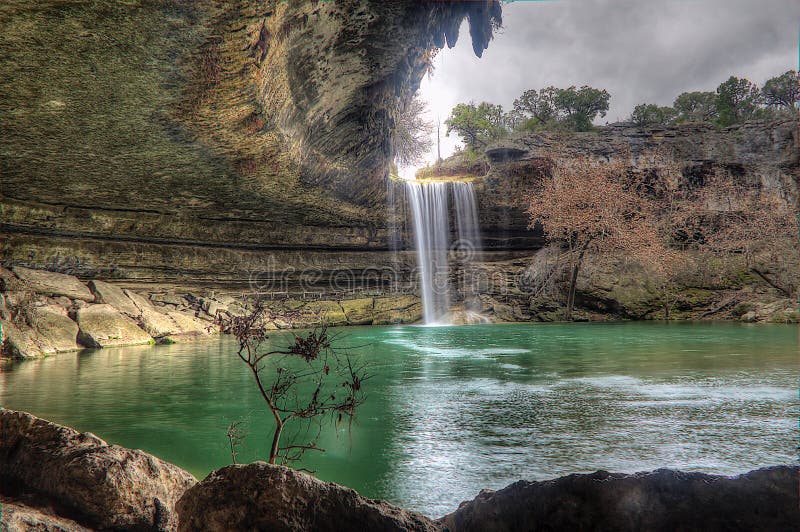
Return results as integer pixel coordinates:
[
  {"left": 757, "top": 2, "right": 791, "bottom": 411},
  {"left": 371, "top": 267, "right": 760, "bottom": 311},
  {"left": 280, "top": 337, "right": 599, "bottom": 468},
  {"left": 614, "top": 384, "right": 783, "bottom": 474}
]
[
  {"left": 1, "top": 0, "right": 501, "bottom": 288},
  {"left": 454, "top": 118, "right": 800, "bottom": 322}
]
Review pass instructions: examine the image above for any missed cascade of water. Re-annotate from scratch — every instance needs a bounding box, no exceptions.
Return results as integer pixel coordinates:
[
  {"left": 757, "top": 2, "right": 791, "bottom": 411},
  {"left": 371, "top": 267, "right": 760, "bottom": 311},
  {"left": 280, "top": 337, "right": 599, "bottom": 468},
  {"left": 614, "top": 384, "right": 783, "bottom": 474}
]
[
  {"left": 452, "top": 182, "right": 482, "bottom": 260},
  {"left": 404, "top": 180, "right": 484, "bottom": 325},
  {"left": 405, "top": 181, "right": 451, "bottom": 324},
  {"left": 452, "top": 182, "right": 483, "bottom": 314}
]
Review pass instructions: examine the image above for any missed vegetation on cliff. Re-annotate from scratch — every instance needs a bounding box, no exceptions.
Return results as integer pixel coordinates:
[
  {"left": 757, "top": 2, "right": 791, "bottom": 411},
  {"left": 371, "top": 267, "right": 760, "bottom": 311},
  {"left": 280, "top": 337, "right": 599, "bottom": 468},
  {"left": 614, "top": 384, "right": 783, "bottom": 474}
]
[{"left": 438, "top": 70, "right": 797, "bottom": 158}]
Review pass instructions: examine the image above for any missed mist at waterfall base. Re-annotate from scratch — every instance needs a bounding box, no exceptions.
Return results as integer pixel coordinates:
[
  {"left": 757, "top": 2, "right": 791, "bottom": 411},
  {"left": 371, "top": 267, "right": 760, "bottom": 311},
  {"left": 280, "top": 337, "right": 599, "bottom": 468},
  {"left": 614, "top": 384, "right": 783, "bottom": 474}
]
[{"left": 404, "top": 180, "right": 485, "bottom": 325}]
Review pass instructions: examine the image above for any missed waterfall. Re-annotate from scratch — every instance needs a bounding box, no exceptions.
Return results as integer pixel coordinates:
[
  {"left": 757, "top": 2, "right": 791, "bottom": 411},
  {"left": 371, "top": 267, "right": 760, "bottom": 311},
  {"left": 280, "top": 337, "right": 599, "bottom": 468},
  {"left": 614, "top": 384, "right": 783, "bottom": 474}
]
[
  {"left": 452, "top": 182, "right": 482, "bottom": 261},
  {"left": 404, "top": 180, "right": 483, "bottom": 325}
]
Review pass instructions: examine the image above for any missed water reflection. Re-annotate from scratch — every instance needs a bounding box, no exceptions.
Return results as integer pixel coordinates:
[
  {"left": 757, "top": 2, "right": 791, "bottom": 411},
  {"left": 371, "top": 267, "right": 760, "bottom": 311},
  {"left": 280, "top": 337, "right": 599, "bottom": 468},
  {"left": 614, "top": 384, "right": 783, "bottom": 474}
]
[{"left": 1, "top": 322, "right": 797, "bottom": 517}]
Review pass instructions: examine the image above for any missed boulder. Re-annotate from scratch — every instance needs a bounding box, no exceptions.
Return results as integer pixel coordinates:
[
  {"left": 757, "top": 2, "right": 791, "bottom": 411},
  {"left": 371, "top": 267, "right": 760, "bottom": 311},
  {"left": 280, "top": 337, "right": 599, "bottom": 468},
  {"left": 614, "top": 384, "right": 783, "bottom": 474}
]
[
  {"left": 176, "top": 462, "right": 440, "bottom": 532},
  {"left": 340, "top": 297, "right": 375, "bottom": 325},
  {"left": 439, "top": 467, "right": 800, "bottom": 532},
  {"left": 140, "top": 307, "right": 182, "bottom": 338},
  {"left": 123, "top": 289, "right": 154, "bottom": 313},
  {"left": 1, "top": 320, "right": 44, "bottom": 358},
  {"left": 30, "top": 305, "right": 80, "bottom": 353},
  {"left": 163, "top": 310, "right": 216, "bottom": 342},
  {"left": 0, "top": 409, "right": 196, "bottom": 531},
  {"left": 150, "top": 292, "right": 186, "bottom": 307},
  {"left": 10, "top": 266, "right": 94, "bottom": 301},
  {"left": 88, "top": 280, "right": 140, "bottom": 317},
  {"left": 0, "top": 496, "right": 92, "bottom": 532},
  {"left": 0, "top": 266, "right": 24, "bottom": 291},
  {"left": 75, "top": 304, "right": 153, "bottom": 348},
  {"left": 124, "top": 289, "right": 183, "bottom": 338},
  {"left": 740, "top": 310, "right": 758, "bottom": 322}
]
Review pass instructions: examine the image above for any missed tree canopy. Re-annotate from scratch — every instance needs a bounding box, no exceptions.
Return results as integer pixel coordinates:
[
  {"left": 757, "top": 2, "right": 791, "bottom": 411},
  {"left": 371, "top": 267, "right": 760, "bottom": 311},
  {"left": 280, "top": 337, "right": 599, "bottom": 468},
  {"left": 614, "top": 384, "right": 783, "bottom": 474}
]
[
  {"left": 394, "top": 96, "right": 433, "bottom": 167},
  {"left": 761, "top": 70, "right": 799, "bottom": 110},
  {"left": 444, "top": 69, "right": 794, "bottom": 154},
  {"left": 631, "top": 103, "right": 677, "bottom": 126},
  {"left": 512, "top": 85, "right": 610, "bottom": 132},
  {"left": 445, "top": 101, "right": 508, "bottom": 151},
  {"left": 715, "top": 76, "right": 762, "bottom": 127},
  {"left": 672, "top": 91, "right": 718, "bottom": 123}
]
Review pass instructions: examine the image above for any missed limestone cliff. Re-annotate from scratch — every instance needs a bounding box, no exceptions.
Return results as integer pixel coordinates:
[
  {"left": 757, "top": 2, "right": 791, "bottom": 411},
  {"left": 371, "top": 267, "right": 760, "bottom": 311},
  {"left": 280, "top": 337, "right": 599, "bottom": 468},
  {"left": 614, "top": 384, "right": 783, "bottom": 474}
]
[
  {"left": 431, "top": 118, "right": 799, "bottom": 322},
  {"left": 1, "top": 0, "right": 500, "bottom": 286}
]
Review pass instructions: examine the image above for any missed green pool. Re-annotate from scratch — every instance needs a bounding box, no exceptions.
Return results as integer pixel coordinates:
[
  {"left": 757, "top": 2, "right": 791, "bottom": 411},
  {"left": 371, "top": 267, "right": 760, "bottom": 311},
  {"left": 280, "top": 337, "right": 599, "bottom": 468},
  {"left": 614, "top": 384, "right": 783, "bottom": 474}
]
[{"left": 1, "top": 322, "right": 797, "bottom": 517}]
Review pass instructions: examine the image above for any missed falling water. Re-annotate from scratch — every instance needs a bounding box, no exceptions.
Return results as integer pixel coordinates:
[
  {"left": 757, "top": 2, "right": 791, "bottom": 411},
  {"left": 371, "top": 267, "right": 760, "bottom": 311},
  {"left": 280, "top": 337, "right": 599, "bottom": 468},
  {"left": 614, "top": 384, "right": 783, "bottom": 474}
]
[
  {"left": 452, "top": 182, "right": 483, "bottom": 315},
  {"left": 405, "top": 182, "right": 451, "bottom": 324},
  {"left": 404, "top": 181, "right": 483, "bottom": 325},
  {"left": 452, "top": 182, "right": 482, "bottom": 261}
]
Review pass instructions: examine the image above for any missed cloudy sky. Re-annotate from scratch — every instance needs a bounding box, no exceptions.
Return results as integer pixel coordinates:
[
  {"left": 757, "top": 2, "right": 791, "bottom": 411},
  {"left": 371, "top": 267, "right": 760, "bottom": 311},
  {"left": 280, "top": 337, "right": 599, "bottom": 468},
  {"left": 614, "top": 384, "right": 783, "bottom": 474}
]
[{"left": 401, "top": 0, "right": 800, "bottom": 177}]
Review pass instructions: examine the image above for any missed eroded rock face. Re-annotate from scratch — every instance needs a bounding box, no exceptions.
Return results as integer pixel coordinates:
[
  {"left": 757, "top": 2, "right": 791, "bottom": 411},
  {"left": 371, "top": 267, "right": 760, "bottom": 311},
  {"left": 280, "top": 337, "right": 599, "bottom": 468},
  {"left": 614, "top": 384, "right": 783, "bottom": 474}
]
[
  {"left": 89, "top": 280, "right": 141, "bottom": 317},
  {"left": 0, "top": 496, "right": 93, "bottom": 532},
  {"left": 176, "top": 462, "right": 441, "bottom": 532},
  {"left": 75, "top": 304, "right": 154, "bottom": 348},
  {"left": 0, "top": 409, "right": 196, "bottom": 531},
  {"left": 1, "top": 1, "right": 500, "bottom": 287},
  {"left": 10, "top": 267, "right": 94, "bottom": 302},
  {"left": 439, "top": 467, "right": 800, "bottom": 532}
]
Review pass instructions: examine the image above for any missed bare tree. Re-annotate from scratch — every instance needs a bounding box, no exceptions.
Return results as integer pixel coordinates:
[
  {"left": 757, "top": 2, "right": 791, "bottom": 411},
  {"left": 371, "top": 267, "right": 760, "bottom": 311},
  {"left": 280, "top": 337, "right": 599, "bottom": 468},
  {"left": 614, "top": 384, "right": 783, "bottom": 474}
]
[
  {"left": 226, "top": 420, "right": 247, "bottom": 465},
  {"left": 696, "top": 173, "right": 799, "bottom": 298},
  {"left": 217, "top": 300, "right": 368, "bottom": 465},
  {"left": 394, "top": 96, "right": 433, "bottom": 167},
  {"left": 526, "top": 155, "right": 666, "bottom": 320}
]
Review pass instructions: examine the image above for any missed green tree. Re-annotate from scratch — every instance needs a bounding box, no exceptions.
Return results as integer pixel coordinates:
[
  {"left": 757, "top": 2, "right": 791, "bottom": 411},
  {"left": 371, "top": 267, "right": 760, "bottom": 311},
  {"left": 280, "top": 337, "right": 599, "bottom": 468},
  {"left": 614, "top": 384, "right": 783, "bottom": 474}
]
[
  {"left": 445, "top": 101, "right": 508, "bottom": 150},
  {"left": 673, "top": 91, "right": 718, "bottom": 123},
  {"left": 761, "top": 70, "right": 799, "bottom": 110},
  {"left": 512, "top": 87, "right": 558, "bottom": 129},
  {"left": 553, "top": 85, "right": 611, "bottom": 131},
  {"left": 715, "top": 76, "right": 761, "bottom": 126},
  {"left": 631, "top": 103, "right": 677, "bottom": 126}
]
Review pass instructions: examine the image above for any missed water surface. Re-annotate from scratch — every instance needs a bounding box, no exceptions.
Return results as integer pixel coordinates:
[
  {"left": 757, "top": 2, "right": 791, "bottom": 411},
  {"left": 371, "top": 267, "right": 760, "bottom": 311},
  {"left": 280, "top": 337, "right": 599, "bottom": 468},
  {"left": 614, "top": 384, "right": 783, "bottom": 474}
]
[{"left": 1, "top": 322, "right": 797, "bottom": 517}]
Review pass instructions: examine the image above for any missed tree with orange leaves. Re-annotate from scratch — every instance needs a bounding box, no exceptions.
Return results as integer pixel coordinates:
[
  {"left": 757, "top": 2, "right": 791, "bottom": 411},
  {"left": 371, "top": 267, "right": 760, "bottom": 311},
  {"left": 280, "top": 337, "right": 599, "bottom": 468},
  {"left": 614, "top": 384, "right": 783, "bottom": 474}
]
[
  {"left": 694, "top": 173, "right": 799, "bottom": 299},
  {"left": 526, "top": 156, "right": 667, "bottom": 320}
]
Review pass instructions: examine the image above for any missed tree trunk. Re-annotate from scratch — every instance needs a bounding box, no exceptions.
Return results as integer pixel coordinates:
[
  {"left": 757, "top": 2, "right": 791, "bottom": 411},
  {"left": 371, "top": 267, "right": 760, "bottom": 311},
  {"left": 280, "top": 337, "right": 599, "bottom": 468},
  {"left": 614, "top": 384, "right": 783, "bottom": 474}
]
[
  {"left": 269, "top": 421, "right": 284, "bottom": 464},
  {"left": 565, "top": 243, "right": 589, "bottom": 321},
  {"left": 566, "top": 262, "right": 579, "bottom": 321}
]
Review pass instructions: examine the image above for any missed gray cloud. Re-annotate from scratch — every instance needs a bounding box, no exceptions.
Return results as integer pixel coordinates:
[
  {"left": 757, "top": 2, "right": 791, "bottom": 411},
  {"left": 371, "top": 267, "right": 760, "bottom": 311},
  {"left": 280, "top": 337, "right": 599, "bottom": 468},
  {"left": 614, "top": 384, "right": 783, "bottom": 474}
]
[{"left": 407, "top": 0, "right": 799, "bottom": 173}]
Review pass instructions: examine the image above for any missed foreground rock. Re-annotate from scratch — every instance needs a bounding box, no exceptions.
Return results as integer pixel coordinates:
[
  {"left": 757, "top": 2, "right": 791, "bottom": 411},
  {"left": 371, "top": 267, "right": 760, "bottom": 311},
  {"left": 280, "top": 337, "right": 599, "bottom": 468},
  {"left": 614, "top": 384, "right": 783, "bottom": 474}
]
[
  {"left": 0, "top": 408, "right": 196, "bottom": 531},
  {"left": 0, "top": 495, "right": 92, "bottom": 532},
  {"left": 440, "top": 467, "right": 800, "bottom": 532},
  {"left": 176, "top": 462, "right": 441, "bottom": 532}
]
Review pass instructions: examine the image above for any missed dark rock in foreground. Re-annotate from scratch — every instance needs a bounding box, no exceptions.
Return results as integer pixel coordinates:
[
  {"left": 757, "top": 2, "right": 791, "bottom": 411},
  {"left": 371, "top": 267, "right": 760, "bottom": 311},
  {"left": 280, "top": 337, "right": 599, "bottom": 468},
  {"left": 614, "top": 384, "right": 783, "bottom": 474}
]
[
  {"left": 176, "top": 462, "right": 441, "bottom": 532},
  {"left": 2, "top": 409, "right": 797, "bottom": 531},
  {"left": 439, "top": 467, "right": 800, "bottom": 532},
  {"left": 0, "top": 408, "right": 196, "bottom": 531},
  {"left": 0, "top": 495, "right": 92, "bottom": 532}
]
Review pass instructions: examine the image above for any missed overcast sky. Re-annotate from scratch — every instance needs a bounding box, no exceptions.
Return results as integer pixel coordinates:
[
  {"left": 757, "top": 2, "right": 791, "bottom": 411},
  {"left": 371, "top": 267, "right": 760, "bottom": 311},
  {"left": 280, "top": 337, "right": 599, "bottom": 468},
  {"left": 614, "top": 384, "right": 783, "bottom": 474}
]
[{"left": 401, "top": 0, "right": 800, "bottom": 177}]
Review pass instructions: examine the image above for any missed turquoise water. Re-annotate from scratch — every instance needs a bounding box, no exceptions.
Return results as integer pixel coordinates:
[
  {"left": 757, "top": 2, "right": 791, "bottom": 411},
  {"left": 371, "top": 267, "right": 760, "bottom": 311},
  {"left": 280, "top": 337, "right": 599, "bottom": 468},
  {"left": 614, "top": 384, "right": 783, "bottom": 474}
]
[{"left": 1, "top": 322, "right": 797, "bottom": 517}]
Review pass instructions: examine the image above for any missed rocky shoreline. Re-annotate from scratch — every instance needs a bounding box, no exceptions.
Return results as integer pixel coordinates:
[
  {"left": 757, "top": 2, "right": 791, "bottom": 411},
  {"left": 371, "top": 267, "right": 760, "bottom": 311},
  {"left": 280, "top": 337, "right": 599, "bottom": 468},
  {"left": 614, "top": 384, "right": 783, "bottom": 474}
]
[
  {"left": 1, "top": 409, "right": 797, "bottom": 531},
  {"left": 2, "top": 261, "right": 796, "bottom": 360},
  {"left": 0, "top": 265, "right": 423, "bottom": 360}
]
